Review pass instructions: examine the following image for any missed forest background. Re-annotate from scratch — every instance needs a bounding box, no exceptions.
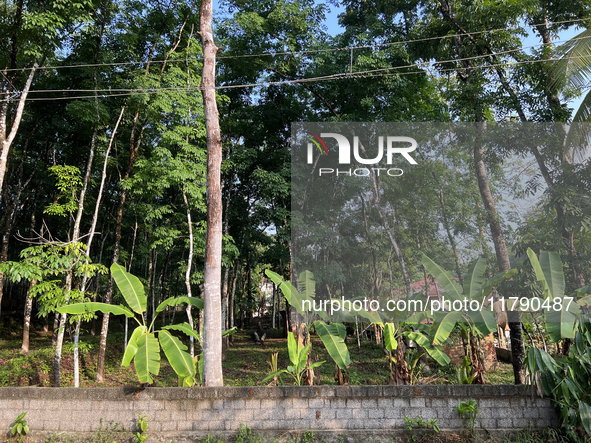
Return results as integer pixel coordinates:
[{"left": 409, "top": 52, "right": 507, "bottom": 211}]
[{"left": 0, "top": 0, "right": 590, "bottom": 391}]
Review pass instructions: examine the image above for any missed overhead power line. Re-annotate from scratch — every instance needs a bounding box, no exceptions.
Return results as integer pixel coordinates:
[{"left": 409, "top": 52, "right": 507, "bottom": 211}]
[
  {"left": 2, "top": 16, "right": 589, "bottom": 74},
  {"left": 17, "top": 52, "right": 591, "bottom": 102},
  {"left": 15, "top": 33, "right": 591, "bottom": 102}
]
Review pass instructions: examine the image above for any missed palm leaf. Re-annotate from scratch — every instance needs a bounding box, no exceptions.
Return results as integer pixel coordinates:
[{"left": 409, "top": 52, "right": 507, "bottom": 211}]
[
  {"left": 57, "top": 302, "right": 135, "bottom": 318},
  {"left": 550, "top": 28, "right": 591, "bottom": 92},
  {"left": 111, "top": 263, "right": 147, "bottom": 315},
  {"left": 315, "top": 321, "right": 351, "bottom": 369},
  {"left": 159, "top": 330, "right": 195, "bottom": 379},
  {"left": 135, "top": 333, "right": 160, "bottom": 384}
]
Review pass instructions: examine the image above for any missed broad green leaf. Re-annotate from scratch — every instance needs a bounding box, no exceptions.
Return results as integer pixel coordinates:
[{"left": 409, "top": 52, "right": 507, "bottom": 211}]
[
  {"left": 223, "top": 327, "right": 237, "bottom": 337},
  {"left": 163, "top": 322, "right": 200, "bottom": 341},
  {"left": 470, "top": 308, "right": 497, "bottom": 337},
  {"left": 298, "top": 270, "right": 316, "bottom": 301},
  {"left": 540, "top": 251, "right": 565, "bottom": 300},
  {"left": 265, "top": 269, "right": 296, "bottom": 308},
  {"left": 111, "top": 263, "right": 147, "bottom": 315},
  {"left": 314, "top": 321, "right": 351, "bottom": 369},
  {"left": 135, "top": 333, "right": 160, "bottom": 384},
  {"left": 431, "top": 311, "right": 464, "bottom": 344},
  {"left": 527, "top": 248, "right": 548, "bottom": 294},
  {"left": 383, "top": 323, "right": 398, "bottom": 352},
  {"left": 406, "top": 331, "right": 450, "bottom": 366},
  {"left": 307, "top": 361, "right": 325, "bottom": 370},
  {"left": 122, "top": 325, "right": 147, "bottom": 366},
  {"left": 354, "top": 307, "right": 383, "bottom": 325},
  {"left": 198, "top": 352, "right": 203, "bottom": 385},
  {"left": 298, "top": 343, "right": 312, "bottom": 371},
  {"left": 155, "top": 296, "right": 203, "bottom": 316},
  {"left": 545, "top": 297, "right": 580, "bottom": 342},
  {"left": 265, "top": 269, "right": 284, "bottom": 286},
  {"left": 57, "top": 302, "right": 135, "bottom": 318},
  {"left": 287, "top": 332, "right": 298, "bottom": 366},
  {"left": 464, "top": 258, "right": 486, "bottom": 299},
  {"left": 421, "top": 254, "right": 462, "bottom": 299},
  {"left": 578, "top": 294, "right": 591, "bottom": 307},
  {"left": 579, "top": 402, "right": 591, "bottom": 434},
  {"left": 159, "top": 330, "right": 195, "bottom": 379}
]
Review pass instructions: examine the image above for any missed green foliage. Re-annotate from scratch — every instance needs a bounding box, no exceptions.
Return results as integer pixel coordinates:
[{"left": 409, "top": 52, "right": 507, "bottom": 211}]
[
  {"left": 133, "top": 415, "right": 148, "bottom": 443},
  {"left": 235, "top": 424, "right": 259, "bottom": 443},
  {"left": 455, "top": 399, "right": 479, "bottom": 432},
  {"left": 527, "top": 248, "right": 582, "bottom": 342},
  {"left": 404, "top": 416, "right": 440, "bottom": 441},
  {"left": 44, "top": 166, "right": 83, "bottom": 217},
  {"left": 524, "top": 250, "right": 591, "bottom": 435},
  {"left": 455, "top": 357, "right": 475, "bottom": 385},
  {"left": 262, "top": 332, "right": 324, "bottom": 386},
  {"left": 10, "top": 412, "right": 29, "bottom": 438},
  {"left": 58, "top": 264, "right": 203, "bottom": 385}
]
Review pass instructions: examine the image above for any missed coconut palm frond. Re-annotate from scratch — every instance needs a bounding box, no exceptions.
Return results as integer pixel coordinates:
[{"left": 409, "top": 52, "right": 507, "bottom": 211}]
[
  {"left": 565, "top": 93, "right": 591, "bottom": 163},
  {"left": 550, "top": 28, "right": 591, "bottom": 92}
]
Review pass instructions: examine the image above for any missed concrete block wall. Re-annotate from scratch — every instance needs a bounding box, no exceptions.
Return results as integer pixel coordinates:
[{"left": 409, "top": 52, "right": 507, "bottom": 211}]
[{"left": 0, "top": 386, "right": 559, "bottom": 441}]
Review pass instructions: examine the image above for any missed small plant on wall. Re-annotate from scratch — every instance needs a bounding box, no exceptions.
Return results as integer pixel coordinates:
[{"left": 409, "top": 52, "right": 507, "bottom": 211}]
[{"left": 10, "top": 412, "right": 29, "bottom": 441}]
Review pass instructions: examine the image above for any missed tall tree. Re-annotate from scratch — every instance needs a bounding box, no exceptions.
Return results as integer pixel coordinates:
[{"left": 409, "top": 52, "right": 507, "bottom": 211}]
[{"left": 200, "top": 0, "right": 224, "bottom": 386}]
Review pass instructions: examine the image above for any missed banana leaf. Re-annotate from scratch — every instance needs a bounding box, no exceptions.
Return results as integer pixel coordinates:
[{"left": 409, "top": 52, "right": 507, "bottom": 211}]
[
  {"left": 464, "top": 257, "right": 487, "bottom": 299},
  {"left": 163, "top": 322, "right": 200, "bottom": 341},
  {"left": 406, "top": 331, "right": 450, "bottom": 366},
  {"left": 470, "top": 308, "right": 497, "bottom": 337},
  {"left": 122, "top": 325, "right": 146, "bottom": 366},
  {"left": 111, "top": 263, "right": 146, "bottom": 315},
  {"left": 159, "top": 330, "right": 195, "bottom": 379},
  {"left": 135, "top": 333, "right": 160, "bottom": 384},
  {"left": 315, "top": 321, "right": 351, "bottom": 369},
  {"left": 421, "top": 254, "right": 462, "bottom": 299},
  {"left": 57, "top": 302, "right": 135, "bottom": 318},
  {"left": 431, "top": 311, "right": 464, "bottom": 344},
  {"left": 383, "top": 322, "right": 398, "bottom": 352},
  {"left": 155, "top": 296, "right": 204, "bottom": 316}
]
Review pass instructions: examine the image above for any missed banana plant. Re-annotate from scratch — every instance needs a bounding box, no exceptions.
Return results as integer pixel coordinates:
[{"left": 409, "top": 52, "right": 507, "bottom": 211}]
[
  {"left": 523, "top": 249, "right": 591, "bottom": 435},
  {"left": 415, "top": 254, "right": 516, "bottom": 383},
  {"left": 265, "top": 269, "right": 351, "bottom": 377},
  {"left": 526, "top": 248, "right": 582, "bottom": 342},
  {"left": 57, "top": 263, "right": 203, "bottom": 385},
  {"left": 262, "top": 331, "right": 325, "bottom": 385}
]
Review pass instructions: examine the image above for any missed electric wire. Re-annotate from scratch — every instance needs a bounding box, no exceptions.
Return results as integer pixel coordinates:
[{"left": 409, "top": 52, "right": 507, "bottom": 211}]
[
  {"left": 1, "top": 16, "right": 588, "bottom": 73},
  {"left": 14, "top": 36, "right": 591, "bottom": 102},
  {"left": 18, "top": 52, "right": 591, "bottom": 102}
]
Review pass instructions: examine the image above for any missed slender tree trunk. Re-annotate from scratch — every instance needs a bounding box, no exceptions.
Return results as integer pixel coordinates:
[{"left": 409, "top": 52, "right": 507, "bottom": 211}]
[
  {"left": 182, "top": 188, "right": 196, "bottom": 357},
  {"left": 473, "top": 122, "right": 525, "bottom": 384},
  {"left": 200, "top": 0, "right": 223, "bottom": 386},
  {"left": 21, "top": 279, "right": 36, "bottom": 353},
  {"left": 0, "top": 62, "right": 38, "bottom": 206}
]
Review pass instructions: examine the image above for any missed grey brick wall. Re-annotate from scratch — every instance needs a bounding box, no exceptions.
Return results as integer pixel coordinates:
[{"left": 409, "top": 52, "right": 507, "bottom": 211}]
[{"left": 0, "top": 386, "right": 559, "bottom": 441}]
